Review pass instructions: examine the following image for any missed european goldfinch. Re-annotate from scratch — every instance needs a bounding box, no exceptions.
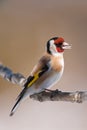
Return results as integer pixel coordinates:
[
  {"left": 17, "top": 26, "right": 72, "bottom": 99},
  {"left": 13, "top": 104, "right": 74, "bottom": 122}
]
[{"left": 10, "top": 37, "right": 71, "bottom": 116}]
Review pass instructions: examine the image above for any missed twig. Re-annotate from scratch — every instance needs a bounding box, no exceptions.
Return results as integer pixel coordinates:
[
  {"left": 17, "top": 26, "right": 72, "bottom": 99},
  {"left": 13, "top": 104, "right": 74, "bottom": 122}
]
[
  {"left": 30, "top": 89, "right": 87, "bottom": 103},
  {"left": 0, "top": 63, "right": 26, "bottom": 87},
  {"left": 0, "top": 63, "right": 87, "bottom": 103}
]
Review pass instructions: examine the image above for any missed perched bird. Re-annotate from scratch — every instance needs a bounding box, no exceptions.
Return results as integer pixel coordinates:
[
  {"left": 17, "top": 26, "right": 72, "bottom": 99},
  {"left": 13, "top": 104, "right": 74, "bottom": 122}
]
[{"left": 10, "top": 37, "right": 71, "bottom": 116}]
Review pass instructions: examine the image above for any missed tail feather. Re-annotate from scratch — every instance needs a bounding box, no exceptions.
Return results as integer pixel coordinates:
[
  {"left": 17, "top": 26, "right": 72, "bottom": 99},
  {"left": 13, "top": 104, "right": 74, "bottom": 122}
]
[
  {"left": 10, "top": 87, "right": 27, "bottom": 116},
  {"left": 10, "top": 76, "right": 35, "bottom": 116},
  {"left": 10, "top": 97, "right": 21, "bottom": 116}
]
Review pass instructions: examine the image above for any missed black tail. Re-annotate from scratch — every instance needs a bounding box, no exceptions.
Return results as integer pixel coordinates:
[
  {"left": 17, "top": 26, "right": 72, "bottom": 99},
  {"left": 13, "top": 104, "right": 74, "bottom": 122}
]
[
  {"left": 10, "top": 76, "right": 34, "bottom": 116},
  {"left": 10, "top": 87, "right": 27, "bottom": 116}
]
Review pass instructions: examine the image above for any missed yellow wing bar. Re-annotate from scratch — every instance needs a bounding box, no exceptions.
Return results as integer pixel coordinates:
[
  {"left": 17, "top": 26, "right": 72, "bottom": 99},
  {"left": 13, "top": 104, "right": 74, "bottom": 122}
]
[
  {"left": 27, "top": 71, "right": 41, "bottom": 88},
  {"left": 27, "top": 65, "right": 49, "bottom": 88}
]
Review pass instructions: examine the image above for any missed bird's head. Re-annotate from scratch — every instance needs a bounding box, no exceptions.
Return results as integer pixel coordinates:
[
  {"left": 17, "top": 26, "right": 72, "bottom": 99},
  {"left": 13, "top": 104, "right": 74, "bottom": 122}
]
[{"left": 46, "top": 37, "right": 71, "bottom": 56}]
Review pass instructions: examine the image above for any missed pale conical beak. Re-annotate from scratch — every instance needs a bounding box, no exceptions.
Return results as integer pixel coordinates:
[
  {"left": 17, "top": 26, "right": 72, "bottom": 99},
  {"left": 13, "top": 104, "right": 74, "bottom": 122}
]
[{"left": 62, "top": 42, "right": 72, "bottom": 49}]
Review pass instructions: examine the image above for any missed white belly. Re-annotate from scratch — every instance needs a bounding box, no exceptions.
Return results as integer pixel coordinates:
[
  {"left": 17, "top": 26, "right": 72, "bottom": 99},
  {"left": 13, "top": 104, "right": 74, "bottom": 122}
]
[
  {"left": 37, "top": 69, "right": 63, "bottom": 89},
  {"left": 25, "top": 68, "right": 64, "bottom": 97}
]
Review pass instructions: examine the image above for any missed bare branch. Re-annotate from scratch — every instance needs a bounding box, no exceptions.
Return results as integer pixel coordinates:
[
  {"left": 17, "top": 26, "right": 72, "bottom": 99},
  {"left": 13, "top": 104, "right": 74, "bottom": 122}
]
[
  {"left": 30, "top": 90, "right": 87, "bottom": 103},
  {"left": 0, "top": 63, "right": 87, "bottom": 103},
  {"left": 0, "top": 63, "right": 26, "bottom": 87}
]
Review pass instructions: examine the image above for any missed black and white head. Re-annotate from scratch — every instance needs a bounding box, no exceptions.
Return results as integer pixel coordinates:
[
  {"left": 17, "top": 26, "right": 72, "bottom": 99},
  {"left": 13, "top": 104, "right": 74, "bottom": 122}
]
[{"left": 46, "top": 37, "right": 71, "bottom": 56}]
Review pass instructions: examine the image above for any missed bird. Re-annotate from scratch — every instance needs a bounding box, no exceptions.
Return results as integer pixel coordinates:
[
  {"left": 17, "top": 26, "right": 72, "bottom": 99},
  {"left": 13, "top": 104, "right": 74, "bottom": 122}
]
[{"left": 10, "top": 37, "right": 71, "bottom": 116}]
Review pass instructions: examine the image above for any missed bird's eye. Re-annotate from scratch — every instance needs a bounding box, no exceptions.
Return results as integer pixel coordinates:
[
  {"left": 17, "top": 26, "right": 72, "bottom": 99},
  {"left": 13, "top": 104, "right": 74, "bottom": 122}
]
[{"left": 55, "top": 43, "right": 62, "bottom": 47}]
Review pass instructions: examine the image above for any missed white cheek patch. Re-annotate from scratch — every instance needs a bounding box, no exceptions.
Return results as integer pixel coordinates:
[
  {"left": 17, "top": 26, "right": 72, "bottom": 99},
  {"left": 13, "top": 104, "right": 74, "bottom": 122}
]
[
  {"left": 50, "top": 40, "right": 54, "bottom": 45},
  {"left": 50, "top": 40, "right": 56, "bottom": 50},
  {"left": 50, "top": 40, "right": 58, "bottom": 54}
]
